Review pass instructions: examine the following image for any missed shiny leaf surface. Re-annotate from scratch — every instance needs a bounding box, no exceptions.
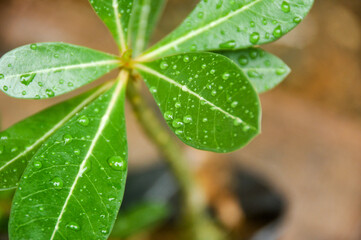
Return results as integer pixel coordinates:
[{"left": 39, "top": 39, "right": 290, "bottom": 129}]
[
  {"left": 221, "top": 48, "right": 290, "bottom": 93},
  {"left": 0, "top": 84, "right": 110, "bottom": 191},
  {"left": 136, "top": 53, "right": 261, "bottom": 153},
  {"left": 0, "top": 43, "right": 120, "bottom": 99},
  {"left": 9, "top": 71, "right": 129, "bottom": 240},
  {"left": 138, "top": 0, "right": 314, "bottom": 61}
]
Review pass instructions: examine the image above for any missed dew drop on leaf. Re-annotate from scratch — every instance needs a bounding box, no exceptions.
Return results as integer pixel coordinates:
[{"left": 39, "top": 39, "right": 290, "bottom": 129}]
[
  {"left": 175, "top": 102, "right": 181, "bottom": 108},
  {"left": 183, "top": 115, "right": 193, "bottom": 123},
  {"left": 238, "top": 56, "right": 248, "bottom": 66},
  {"left": 51, "top": 177, "right": 64, "bottom": 190},
  {"left": 30, "top": 44, "right": 37, "bottom": 50},
  {"left": 293, "top": 16, "right": 302, "bottom": 23},
  {"left": 276, "top": 67, "right": 287, "bottom": 75},
  {"left": 249, "top": 32, "right": 260, "bottom": 44},
  {"left": 172, "top": 119, "right": 184, "bottom": 128},
  {"left": 281, "top": 1, "right": 291, "bottom": 13},
  {"left": 77, "top": 115, "right": 90, "bottom": 126},
  {"left": 45, "top": 89, "right": 55, "bottom": 98},
  {"left": 33, "top": 161, "right": 42, "bottom": 169},
  {"left": 233, "top": 119, "right": 242, "bottom": 126},
  {"left": 231, "top": 101, "right": 238, "bottom": 108},
  {"left": 222, "top": 72, "right": 230, "bottom": 80},
  {"left": 273, "top": 25, "right": 283, "bottom": 38},
  {"left": 66, "top": 222, "right": 80, "bottom": 231},
  {"left": 0, "top": 74, "right": 4, "bottom": 79},
  {"left": 160, "top": 61, "right": 169, "bottom": 70},
  {"left": 20, "top": 73, "right": 36, "bottom": 86},
  {"left": 202, "top": 118, "right": 208, "bottom": 123},
  {"left": 183, "top": 56, "right": 190, "bottom": 62},
  {"left": 164, "top": 111, "right": 174, "bottom": 120},
  {"left": 219, "top": 40, "right": 236, "bottom": 49},
  {"left": 149, "top": 86, "right": 157, "bottom": 93},
  {"left": 63, "top": 134, "right": 73, "bottom": 144},
  {"left": 0, "top": 145, "right": 4, "bottom": 155},
  {"left": 107, "top": 156, "right": 126, "bottom": 171}
]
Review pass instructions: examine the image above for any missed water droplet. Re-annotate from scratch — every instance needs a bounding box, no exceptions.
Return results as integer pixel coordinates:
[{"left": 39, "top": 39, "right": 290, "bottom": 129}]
[
  {"left": 249, "top": 32, "right": 260, "bottom": 44},
  {"left": 216, "top": 0, "right": 223, "bottom": 9},
  {"left": 0, "top": 145, "right": 4, "bottom": 155},
  {"left": 247, "top": 70, "right": 262, "bottom": 78},
  {"left": 233, "top": 119, "right": 242, "bottom": 126},
  {"left": 51, "top": 177, "right": 64, "bottom": 190},
  {"left": 46, "top": 89, "right": 55, "bottom": 98},
  {"left": 293, "top": 16, "right": 302, "bottom": 23},
  {"left": 54, "top": 54, "right": 60, "bottom": 58},
  {"left": 63, "top": 134, "right": 73, "bottom": 144},
  {"left": 164, "top": 111, "right": 174, "bottom": 120},
  {"left": 77, "top": 115, "right": 89, "bottom": 126},
  {"left": 273, "top": 25, "right": 282, "bottom": 38},
  {"left": 219, "top": 40, "right": 236, "bottom": 49},
  {"left": 211, "top": 90, "right": 217, "bottom": 96},
  {"left": 175, "top": 129, "right": 184, "bottom": 135},
  {"left": 33, "top": 161, "right": 42, "bottom": 169},
  {"left": 201, "top": 64, "right": 207, "bottom": 69},
  {"left": 22, "top": 91, "right": 27, "bottom": 96},
  {"left": 66, "top": 222, "right": 80, "bottom": 231},
  {"left": 11, "top": 147, "right": 18, "bottom": 153},
  {"left": 183, "top": 115, "right": 192, "bottom": 123},
  {"left": 202, "top": 118, "right": 208, "bottom": 123},
  {"left": 108, "top": 156, "right": 126, "bottom": 171},
  {"left": 281, "top": 1, "right": 291, "bottom": 13},
  {"left": 0, "top": 74, "right": 4, "bottom": 80},
  {"left": 183, "top": 56, "right": 190, "bottom": 62},
  {"left": 197, "top": 12, "right": 204, "bottom": 19},
  {"left": 276, "top": 67, "right": 287, "bottom": 75},
  {"left": 175, "top": 102, "right": 181, "bottom": 108},
  {"left": 74, "top": 149, "right": 81, "bottom": 155},
  {"left": 172, "top": 119, "right": 184, "bottom": 128},
  {"left": 210, "top": 69, "right": 216, "bottom": 74},
  {"left": 30, "top": 44, "right": 37, "bottom": 50},
  {"left": 231, "top": 101, "right": 238, "bottom": 108},
  {"left": 190, "top": 44, "right": 197, "bottom": 51},
  {"left": 222, "top": 72, "right": 230, "bottom": 80},
  {"left": 149, "top": 86, "right": 157, "bottom": 93},
  {"left": 20, "top": 73, "right": 36, "bottom": 86},
  {"left": 250, "top": 21, "right": 255, "bottom": 27},
  {"left": 160, "top": 61, "right": 169, "bottom": 70},
  {"left": 238, "top": 56, "right": 248, "bottom": 66}
]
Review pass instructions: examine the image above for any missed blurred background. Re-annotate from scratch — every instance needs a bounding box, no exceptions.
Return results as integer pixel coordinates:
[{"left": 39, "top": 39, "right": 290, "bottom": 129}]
[{"left": 0, "top": 0, "right": 360, "bottom": 239}]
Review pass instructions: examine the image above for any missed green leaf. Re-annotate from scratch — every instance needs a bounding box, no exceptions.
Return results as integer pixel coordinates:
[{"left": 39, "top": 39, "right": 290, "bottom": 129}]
[
  {"left": 129, "top": 0, "right": 167, "bottom": 57},
  {"left": 135, "top": 53, "right": 261, "bottom": 153},
  {"left": 9, "top": 71, "right": 129, "bottom": 240},
  {"left": 138, "top": 0, "right": 314, "bottom": 61},
  {"left": 0, "top": 43, "right": 120, "bottom": 99},
  {"left": 89, "top": 0, "right": 135, "bottom": 53},
  {"left": 0, "top": 84, "right": 111, "bottom": 191},
  {"left": 220, "top": 48, "right": 290, "bottom": 93}
]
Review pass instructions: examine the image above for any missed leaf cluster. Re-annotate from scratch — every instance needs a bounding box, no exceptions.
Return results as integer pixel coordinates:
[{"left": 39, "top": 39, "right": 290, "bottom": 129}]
[{"left": 0, "top": 0, "right": 313, "bottom": 239}]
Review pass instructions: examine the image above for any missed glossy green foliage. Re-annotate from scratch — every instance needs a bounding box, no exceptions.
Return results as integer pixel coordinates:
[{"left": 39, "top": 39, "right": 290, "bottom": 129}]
[
  {"left": 136, "top": 53, "right": 261, "bottom": 152},
  {"left": 111, "top": 202, "right": 169, "bottom": 238},
  {"left": 9, "top": 73, "right": 128, "bottom": 240},
  {"left": 138, "top": 0, "right": 314, "bottom": 61},
  {"left": 0, "top": 85, "right": 109, "bottom": 191},
  {"left": 129, "top": 0, "right": 167, "bottom": 56},
  {"left": 89, "top": 0, "right": 135, "bottom": 52},
  {"left": 0, "top": 43, "right": 120, "bottom": 99},
  {"left": 221, "top": 48, "right": 290, "bottom": 93}
]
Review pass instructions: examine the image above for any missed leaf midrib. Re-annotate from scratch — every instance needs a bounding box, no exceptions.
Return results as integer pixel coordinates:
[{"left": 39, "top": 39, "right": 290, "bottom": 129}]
[
  {"left": 135, "top": 64, "right": 257, "bottom": 130},
  {"left": 137, "top": 0, "right": 263, "bottom": 61},
  {"left": 49, "top": 70, "right": 128, "bottom": 240},
  {"left": 113, "top": 0, "right": 127, "bottom": 52},
  {"left": 0, "top": 84, "right": 112, "bottom": 174}
]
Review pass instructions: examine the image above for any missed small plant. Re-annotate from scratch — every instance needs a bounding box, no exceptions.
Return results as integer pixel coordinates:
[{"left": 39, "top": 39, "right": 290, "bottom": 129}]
[{"left": 0, "top": 0, "right": 313, "bottom": 239}]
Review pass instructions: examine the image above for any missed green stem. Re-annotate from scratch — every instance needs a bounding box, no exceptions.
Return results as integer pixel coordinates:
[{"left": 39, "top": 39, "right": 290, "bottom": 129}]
[{"left": 126, "top": 77, "right": 225, "bottom": 240}]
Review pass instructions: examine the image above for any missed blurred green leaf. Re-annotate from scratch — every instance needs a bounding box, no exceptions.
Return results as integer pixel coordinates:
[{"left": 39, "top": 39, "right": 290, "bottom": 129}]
[
  {"left": 138, "top": 0, "right": 314, "bottom": 61},
  {"left": 129, "top": 0, "right": 167, "bottom": 56},
  {"left": 111, "top": 201, "right": 170, "bottom": 238},
  {"left": 136, "top": 52, "right": 260, "bottom": 153},
  {"left": 221, "top": 48, "right": 290, "bottom": 93},
  {"left": 9, "top": 71, "right": 129, "bottom": 240},
  {"left": 0, "top": 84, "right": 111, "bottom": 191},
  {"left": 0, "top": 43, "right": 120, "bottom": 99}
]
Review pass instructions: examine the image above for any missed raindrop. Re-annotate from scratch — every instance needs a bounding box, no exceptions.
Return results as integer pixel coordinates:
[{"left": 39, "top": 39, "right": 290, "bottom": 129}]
[
  {"left": 216, "top": 0, "right": 223, "bottom": 9},
  {"left": 222, "top": 72, "right": 230, "bottom": 80},
  {"left": 51, "top": 177, "right": 64, "bottom": 190},
  {"left": 108, "top": 156, "right": 126, "bottom": 171},
  {"left": 183, "top": 56, "right": 190, "bottom": 62},
  {"left": 164, "top": 111, "right": 174, "bottom": 120},
  {"left": 247, "top": 70, "right": 262, "bottom": 78},
  {"left": 273, "top": 26, "right": 282, "bottom": 38},
  {"left": 160, "top": 61, "right": 169, "bottom": 70},
  {"left": 0, "top": 74, "right": 4, "bottom": 80},
  {"left": 211, "top": 90, "right": 217, "bottom": 96},
  {"left": 281, "top": 1, "right": 291, "bottom": 13},
  {"left": 219, "top": 40, "right": 236, "bottom": 49},
  {"left": 0, "top": 145, "right": 4, "bottom": 155},
  {"left": 183, "top": 115, "right": 193, "bottom": 123},
  {"left": 233, "top": 119, "right": 242, "bottom": 126},
  {"left": 276, "top": 67, "right": 287, "bottom": 75},
  {"left": 77, "top": 115, "right": 90, "bottom": 126},
  {"left": 202, "top": 118, "right": 208, "bottom": 123},
  {"left": 20, "top": 73, "right": 36, "bottom": 86},
  {"left": 190, "top": 44, "right": 197, "bottom": 51},
  {"left": 197, "top": 12, "right": 204, "bottom": 19},
  {"left": 150, "top": 86, "right": 157, "bottom": 93},
  {"left": 33, "top": 161, "right": 42, "bottom": 169},
  {"left": 175, "top": 102, "right": 181, "bottom": 108},
  {"left": 238, "top": 56, "right": 248, "bottom": 66},
  {"left": 172, "top": 119, "right": 184, "bottom": 128},
  {"left": 63, "top": 134, "right": 73, "bottom": 144},
  {"left": 74, "top": 149, "right": 81, "bottom": 155},
  {"left": 249, "top": 32, "right": 260, "bottom": 44},
  {"left": 30, "top": 44, "right": 37, "bottom": 50},
  {"left": 293, "top": 16, "right": 302, "bottom": 23},
  {"left": 66, "top": 222, "right": 80, "bottom": 231},
  {"left": 231, "top": 101, "right": 238, "bottom": 108},
  {"left": 46, "top": 89, "right": 55, "bottom": 98}
]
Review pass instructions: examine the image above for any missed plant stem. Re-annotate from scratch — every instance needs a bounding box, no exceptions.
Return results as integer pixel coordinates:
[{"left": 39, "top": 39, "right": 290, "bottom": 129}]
[{"left": 126, "top": 77, "right": 225, "bottom": 240}]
